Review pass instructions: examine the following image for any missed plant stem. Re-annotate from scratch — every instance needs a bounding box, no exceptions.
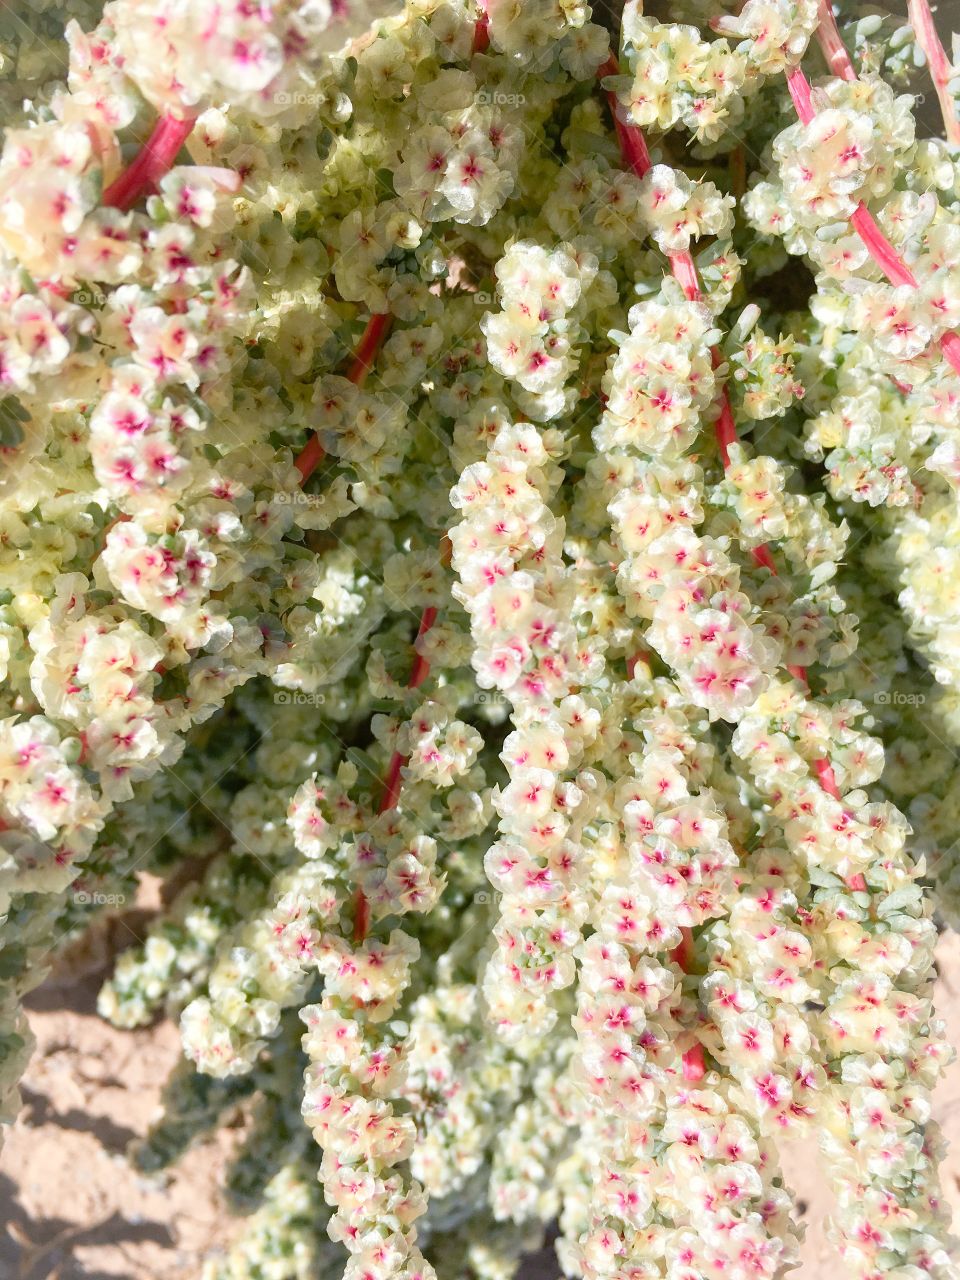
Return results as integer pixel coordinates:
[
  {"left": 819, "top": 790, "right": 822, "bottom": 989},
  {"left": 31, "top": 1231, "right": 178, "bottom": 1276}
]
[
  {"left": 294, "top": 313, "right": 392, "bottom": 483},
  {"left": 345, "top": 312, "right": 393, "bottom": 384},
  {"left": 352, "top": 605, "right": 440, "bottom": 944},
  {"left": 473, "top": 0, "right": 489, "bottom": 52},
  {"left": 291, "top": 310, "right": 402, "bottom": 945},
  {"left": 907, "top": 0, "right": 960, "bottom": 144},
  {"left": 814, "top": 0, "right": 857, "bottom": 80},
  {"left": 102, "top": 113, "right": 196, "bottom": 211}
]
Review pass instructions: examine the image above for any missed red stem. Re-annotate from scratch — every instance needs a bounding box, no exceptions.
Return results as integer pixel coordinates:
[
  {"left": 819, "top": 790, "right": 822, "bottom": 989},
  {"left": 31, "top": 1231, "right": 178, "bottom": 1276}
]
[
  {"left": 669, "top": 251, "right": 702, "bottom": 302},
  {"left": 815, "top": 757, "right": 840, "bottom": 799},
  {"left": 849, "top": 204, "right": 916, "bottom": 288},
  {"left": 291, "top": 313, "right": 397, "bottom": 945},
  {"left": 670, "top": 926, "right": 696, "bottom": 972},
  {"left": 711, "top": 349, "right": 738, "bottom": 467},
  {"left": 102, "top": 113, "right": 196, "bottom": 211},
  {"left": 351, "top": 887, "right": 370, "bottom": 945},
  {"left": 293, "top": 433, "right": 326, "bottom": 485},
  {"left": 598, "top": 56, "right": 653, "bottom": 181},
  {"left": 907, "top": 0, "right": 960, "bottom": 144},
  {"left": 345, "top": 312, "right": 393, "bottom": 385},
  {"left": 406, "top": 605, "right": 438, "bottom": 692},
  {"left": 669, "top": 927, "right": 707, "bottom": 1080},
  {"left": 294, "top": 313, "right": 392, "bottom": 483},
  {"left": 608, "top": 25, "right": 881, "bottom": 950},
  {"left": 354, "top": 606, "right": 440, "bottom": 941},
  {"left": 473, "top": 2, "right": 490, "bottom": 53},
  {"left": 377, "top": 605, "right": 438, "bottom": 813},
  {"left": 600, "top": 61, "right": 741, "bottom": 476}
]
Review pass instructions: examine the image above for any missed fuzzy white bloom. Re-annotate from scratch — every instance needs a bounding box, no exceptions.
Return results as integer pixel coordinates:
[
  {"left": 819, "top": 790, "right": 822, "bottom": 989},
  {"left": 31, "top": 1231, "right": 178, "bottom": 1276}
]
[
  {"left": 638, "top": 166, "right": 735, "bottom": 255},
  {"left": 106, "top": 0, "right": 360, "bottom": 119},
  {"left": 481, "top": 241, "right": 597, "bottom": 420}
]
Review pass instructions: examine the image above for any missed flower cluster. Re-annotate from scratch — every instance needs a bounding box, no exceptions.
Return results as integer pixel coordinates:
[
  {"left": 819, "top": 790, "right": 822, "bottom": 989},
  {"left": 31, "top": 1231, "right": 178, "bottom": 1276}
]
[
  {"left": 451, "top": 422, "right": 605, "bottom": 1041},
  {"left": 481, "top": 242, "right": 601, "bottom": 420}
]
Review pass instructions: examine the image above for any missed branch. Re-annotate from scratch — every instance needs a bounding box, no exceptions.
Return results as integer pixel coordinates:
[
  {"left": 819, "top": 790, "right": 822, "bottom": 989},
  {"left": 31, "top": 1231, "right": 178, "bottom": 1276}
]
[
  {"left": 907, "top": 0, "right": 960, "bottom": 145},
  {"left": 814, "top": 0, "right": 857, "bottom": 81},
  {"left": 102, "top": 114, "right": 196, "bottom": 211},
  {"left": 352, "top": 604, "right": 439, "bottom": 944},
  {"left": 294, "top": 313, "right": 392, "bottom": 483}
]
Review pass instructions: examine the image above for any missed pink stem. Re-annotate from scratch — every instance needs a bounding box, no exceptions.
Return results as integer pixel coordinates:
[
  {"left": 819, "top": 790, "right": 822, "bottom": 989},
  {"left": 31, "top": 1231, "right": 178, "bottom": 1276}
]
[
  {"left": 786, "top": 65, "right": 815, "bottom": 124},
  {"left": 102, "top": 113, "right": 196, "bottom": 211},
  {"left": 814, "top": 0, "right": 857, "bottom": 80},
  {"left": 598, "top": 56, "right": 653, "bottom": 180},
  {"left": 600, "top": 59, "right": 824, "bottom": 1083},
  {"left": 907, "top": 0, "right": 960, "bottom": 144},
  {"left": 599, "top": 61, "right": 743, "bottom": 478},
  {"left": 940, "top": 331, "right": 960, "bottom": 374},
  {"left": 849, "top": 204, "right": 917, "bottom": 288},
  {"left": 682, "top": 1043, "right": 707, "bottom": 1082},
  {"left": 601, "top": 55, "right": 853, "bottom": 704},
  {"left": 669, "top": 251, "right": 702, "bottom": 302},
  {"left": 815, "top": 757, "right": 840, "bottom": 799},
  {"left": 849, "top": 199, "right": 960, "bottom": 376},
  {"left": 813, "top": 758, "right": 864, "bottom": 889},
  {"left": 603, "top": 49, "right": 821, "bottom": 698},
  {"left": 711, "top": 349, "right": 739, "bottom": 469}
]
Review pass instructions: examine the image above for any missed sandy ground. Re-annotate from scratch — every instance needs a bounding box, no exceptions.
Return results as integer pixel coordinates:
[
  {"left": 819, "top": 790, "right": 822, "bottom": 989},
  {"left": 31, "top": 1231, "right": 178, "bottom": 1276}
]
[{"left": 2, "top": 927, "right": 960, "bottom": 1280}]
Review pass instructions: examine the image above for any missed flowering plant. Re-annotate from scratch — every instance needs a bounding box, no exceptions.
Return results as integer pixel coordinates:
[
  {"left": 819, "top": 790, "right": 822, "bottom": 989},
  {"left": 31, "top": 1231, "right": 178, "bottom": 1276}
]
[{"left": 2, "top": 0, "right": 960, "bottom": 1276}]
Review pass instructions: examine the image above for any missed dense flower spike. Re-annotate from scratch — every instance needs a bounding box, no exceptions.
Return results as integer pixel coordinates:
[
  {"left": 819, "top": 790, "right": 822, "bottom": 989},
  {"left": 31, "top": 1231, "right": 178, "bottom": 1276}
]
[{"left": 1, "top": 1, "right": 960, "bottom": 1278}]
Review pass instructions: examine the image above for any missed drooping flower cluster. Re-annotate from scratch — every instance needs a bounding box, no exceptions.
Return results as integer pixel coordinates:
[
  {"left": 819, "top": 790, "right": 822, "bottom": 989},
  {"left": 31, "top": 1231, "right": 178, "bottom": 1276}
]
[
  {"left": 450, "top": 422, "right": 606, "bottom": 1041},
  {"left": 481, "top": 242, "right": 602, "bottom": 419}
]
